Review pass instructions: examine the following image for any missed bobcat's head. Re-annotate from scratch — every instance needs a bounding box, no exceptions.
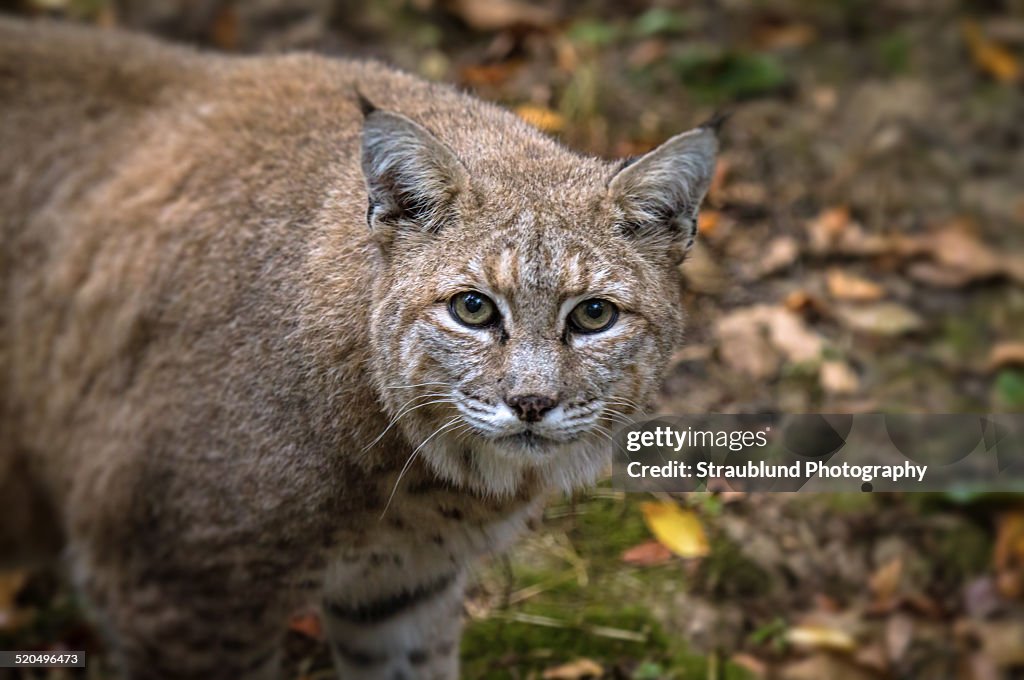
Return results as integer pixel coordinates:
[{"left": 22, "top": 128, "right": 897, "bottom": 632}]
[{"left": 362, "top": 101, "right": 717, "bottom": 496}]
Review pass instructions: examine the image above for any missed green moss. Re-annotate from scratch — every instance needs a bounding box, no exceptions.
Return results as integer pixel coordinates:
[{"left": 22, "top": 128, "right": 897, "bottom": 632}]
[
  {"left": 559, "top": 494, "right": 653, "bottom": 562},
  {"left": 462, "top": 603, "right": 752, "bottom": 679},
  {"left": 699, "top": 537, "right": 773, "bottom": 600},
  {"left": 671, "top": 47, "right": 787, "bottom": 103},
  {"left": 995, "top": 370, "right": 1024, "bottom": 409}
]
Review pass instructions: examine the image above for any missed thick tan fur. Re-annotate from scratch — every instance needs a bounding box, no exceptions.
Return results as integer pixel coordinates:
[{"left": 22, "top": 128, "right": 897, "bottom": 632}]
[{"left": 0, "top": 18, "right": 715, "bottom": 679}]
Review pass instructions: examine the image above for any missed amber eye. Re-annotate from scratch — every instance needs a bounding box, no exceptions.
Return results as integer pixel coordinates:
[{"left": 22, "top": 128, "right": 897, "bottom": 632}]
[
  {"left": 569, "top": 299, "right": 618, "bottom": 333},
  {"left": 450, "top": 291, "right": 498, "bottom": 327}
]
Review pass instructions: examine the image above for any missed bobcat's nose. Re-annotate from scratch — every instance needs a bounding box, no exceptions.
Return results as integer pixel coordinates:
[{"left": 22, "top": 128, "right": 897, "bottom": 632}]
[{"left": 506, "top": 394, "right": 557, "bottom": 423}]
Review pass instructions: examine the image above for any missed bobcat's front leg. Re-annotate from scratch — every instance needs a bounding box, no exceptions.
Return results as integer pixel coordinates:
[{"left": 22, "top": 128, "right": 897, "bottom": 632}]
[{"left": 323, "top": 569, "right": 465, "bottom": 680}]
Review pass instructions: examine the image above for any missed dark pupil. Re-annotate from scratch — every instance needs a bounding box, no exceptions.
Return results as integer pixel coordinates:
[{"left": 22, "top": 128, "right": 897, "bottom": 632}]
[
  {"left": 585, "top": 301, "right": 605, "bottom": 319},
  {"left": 464, "top": 295, "right": 483, "bottom": 314}
]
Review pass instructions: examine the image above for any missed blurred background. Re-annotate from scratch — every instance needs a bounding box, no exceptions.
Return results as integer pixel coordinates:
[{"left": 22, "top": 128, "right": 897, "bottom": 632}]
[{"left": 1, "top": 0, "right": 1023, "bottom": 678}]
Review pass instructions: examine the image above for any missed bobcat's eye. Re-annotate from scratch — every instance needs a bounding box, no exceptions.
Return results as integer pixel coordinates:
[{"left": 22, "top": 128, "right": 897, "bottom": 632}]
[
  {"left": 450, "top": 291, "right": 498, "bottom": 327},
  {"left": 569, "top": 299, "right": 618, "bottom": 333}
]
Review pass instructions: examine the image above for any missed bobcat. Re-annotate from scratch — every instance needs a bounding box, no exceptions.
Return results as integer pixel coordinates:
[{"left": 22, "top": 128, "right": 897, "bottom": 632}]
[{"left": 0, "top": 17, "right": 717, "bottom": 680}]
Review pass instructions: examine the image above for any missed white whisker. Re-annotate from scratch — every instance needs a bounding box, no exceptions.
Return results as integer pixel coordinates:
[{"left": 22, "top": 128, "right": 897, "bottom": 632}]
[
  {"left": 379, "top": 416, "right": 462, "bottom": 519},
  {"left": 384, "top": 381, "right": 450, "bottom": 390},
  {"left": 363, "top": 394, "right": 454, "bottom": 452}
]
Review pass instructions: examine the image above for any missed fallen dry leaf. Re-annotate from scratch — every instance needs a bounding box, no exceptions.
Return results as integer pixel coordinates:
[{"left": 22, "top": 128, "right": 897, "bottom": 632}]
[
  {"left": 640, "top": 502, "right": 710, "bottom": 558},
  {"left": 0, "top": 570, "right": 29, "bottom": 632},
  {"left": 805, "top": 208, "right": 928, "bottom": 259},
  {"left": 757, "top": 236, "right": 801, "bottom": 277},
  {"left": 807, "top": 206, "right": 852, "bottom": 250},
  {"left": 885, "top": 613, "right": 916, "bottom": 664},
  {"left": 987, "top": 342, "right": 1024, "bottom": 372},
  {"left": 707, "top": 156, "right": 731, "bottom": 204},
  {"left": 514, "top": 104, "right": 565, "bottom": 133},
  {"left": 752, "top": 22, "right": 818, "bottom": 50},
  {"left": 459, "top": 61, "right": 521, "bottom": 87},
  {"left": 697, "top": 209, "right": 722, "bottom": 236},
  {"left": 826, "top": 269, "right": 885, "bottom": 301},
  {"left": 835, "top": 302, "right": 924, "bottom": 336},
  {"left": 715, "top": 305, "right": 825, "bottom": 378},
  {"left": 780, "top": 653, "right": 876, "bottom": 680},
  {"left": 621, "top": 540, "right": 673, "bottom": 566},
  {"left": 869, "top": 557, "right": 904, "bottom": 610},
  {"left": 542, "top": 657, "right": 603, "bottom": 679},
  {"left": 288, "top": 610, "right": 324, "bottom": 640},
  {"left": 994, "top": 511, "right": 1024, "bottom": 599},
  {"left": 443, "top": 0, "right": 557, "bottom": 32},
  {"left": 763, "top": 307, "right": 825, "bottom": 363},
  {"left": 731, "top": 653, "right": 768, "bottom": 677},
  {"left": 928, "top": 223, "right": 1006, "bottom": 279},
  {"left": 820, "top": 360, "right": 860, "bottom": 395},
  {"left": 962, "top": 19, "right": 1022, "bottom": 83},
  {"left": 962, "top": 620, "right": 1024, "bottom": 667},
  {"left": 715, "top": 309, "right": 780, "bottom": 379},
  {"left": 786, "top": 624, "right": 858, "bottom": 653}
]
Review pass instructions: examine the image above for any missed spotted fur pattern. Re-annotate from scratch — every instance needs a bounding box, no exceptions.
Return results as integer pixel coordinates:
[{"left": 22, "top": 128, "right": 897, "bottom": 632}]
[{"left": 0, "top": 18, "right": 716, "bottom": 679}]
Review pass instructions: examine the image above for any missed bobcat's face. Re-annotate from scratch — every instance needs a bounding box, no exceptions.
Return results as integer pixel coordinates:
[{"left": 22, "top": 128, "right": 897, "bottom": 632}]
[{"left": 362, "top": 106, "right": 716, "bottom": 495}]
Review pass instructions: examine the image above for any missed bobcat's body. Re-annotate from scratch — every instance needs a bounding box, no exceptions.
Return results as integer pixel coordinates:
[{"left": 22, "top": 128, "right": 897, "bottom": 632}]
[{"left": 0, "top": 18, "right": 716, "bottom": 679}]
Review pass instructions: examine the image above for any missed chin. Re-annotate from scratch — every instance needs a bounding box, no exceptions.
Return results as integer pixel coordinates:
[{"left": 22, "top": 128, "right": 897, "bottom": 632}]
[{"left": 425, "top": 428, "right": 612, "bottom": 498}]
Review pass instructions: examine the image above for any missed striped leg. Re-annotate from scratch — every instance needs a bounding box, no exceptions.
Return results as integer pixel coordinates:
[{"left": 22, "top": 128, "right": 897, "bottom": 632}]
[{"left": 323, "top": 571, "right": 465, "bottom": 680}]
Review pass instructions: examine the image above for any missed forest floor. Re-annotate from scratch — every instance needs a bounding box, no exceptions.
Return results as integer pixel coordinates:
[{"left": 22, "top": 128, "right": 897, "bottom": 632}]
[{"left": 2, "top": 0, "right": 1023, "bottom": 678}]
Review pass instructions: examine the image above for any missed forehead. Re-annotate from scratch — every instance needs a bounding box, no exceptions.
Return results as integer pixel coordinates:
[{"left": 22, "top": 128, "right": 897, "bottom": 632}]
[{"left": 442, "top": 210, "right": 647, "bottom": 307}]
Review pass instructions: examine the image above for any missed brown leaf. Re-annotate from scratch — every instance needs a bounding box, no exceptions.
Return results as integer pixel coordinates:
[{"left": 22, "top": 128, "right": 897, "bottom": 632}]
[
  {"left": 786, "top": 624, "right": 857, "bottom": 652},
  {"left": 697, "top": 209, "right": 722, "bottom": 236},
  {"left": 780, "top": 653, "right": 876, "bottom": 680},
  {"left": 731, "top": 653, "right": 768, "bottom": 677},
  {"left": 714, "top": 305, "right": 825, "bottom": 378},
  {"left": 443, "top": 0, "right": 557, "bottom": 32},
  {"left": 752, "top": 22, "right": 818, "bottom": 50},
  {"left": 288, "top": 611, "right": 324, "bottom": 640},
  {"left": 621, "top": 540, "right": 673, "bottom": 566},
  {"left": 209, "top": 5, "right": 239, "bottom": 51},
  {"left": 869, "top": 557, "right": 904, "bottom": 609},
  {"left": 0, "top": 570, "right": 29, "bottom": 632},
  {"left": 628, "top": 39, "right": 668, "bottom": 68},
  {"left": 459, "top": 62, "right": 521, "bottom": 87},
  {"left": 757, "top": 236, "right": 800, "bottom": 277},
  {"left": 542, "top": 658, "right": 604, "bottom": 679},
  {"left": 962, "top": 20, "right": 1022, "bottom": 83},
  {"left": 835, "top": 303, "right": 924, "bottom": 337},
  {"left": 514, "top": 104, "right": 565, "bottom": 133},
  {"left": 707, "top": 157, "right": 731, "bottom": 204},
  {"left": 994, "top": 512, "right": 1024, "bottom": 571},
  {"left": 885, "top": 613, "right": 915, "bottom": 664},
  {"left": 826, "top": 269, "right": 885, "bottom": 301},
  {"left": 807, "top": 206, "right": 852, "bottom": 251},
  {"left": 929, "top": 223, "right": 1006, "bottom": 279},
  {"left": 820, "top": 360, "right": 860, "bottom": 395},
  {"left": 966, "top": 620, "right": 1024, "bottom": 667},
  {"left": 994, "top": 511, "right": 1024, "bottom": 599},
  {"left": 715, "top": 308, "right": 781, "bottom": 379},
  {"left": 987, "top": 342, "right": 1024, "bottom": 372},
  {"left": 763, "top": 307, "right": 825, "bottom": 363}
]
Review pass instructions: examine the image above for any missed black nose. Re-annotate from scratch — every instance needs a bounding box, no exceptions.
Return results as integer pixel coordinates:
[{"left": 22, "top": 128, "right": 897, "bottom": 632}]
[{"left": 506, "top": 394, "right": 557, "bottom": 423}]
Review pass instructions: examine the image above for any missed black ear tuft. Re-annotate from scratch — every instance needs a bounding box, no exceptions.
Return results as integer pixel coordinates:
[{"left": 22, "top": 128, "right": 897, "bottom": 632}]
[
  {"left": 355, "top": 90, "right": 378, "bottom": 118},
  {"left": 698, "top": 110, "right": 731, "bottom": 136}
]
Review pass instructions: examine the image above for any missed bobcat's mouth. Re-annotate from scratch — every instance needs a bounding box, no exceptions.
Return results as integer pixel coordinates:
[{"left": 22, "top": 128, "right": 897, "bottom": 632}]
[{"left": 495, "top": 430, "right": 552, "bottom": 447}]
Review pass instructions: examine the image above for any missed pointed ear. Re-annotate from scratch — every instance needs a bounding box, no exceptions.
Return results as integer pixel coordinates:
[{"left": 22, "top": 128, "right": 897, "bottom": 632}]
[
  {"left": 608, "top": 126, "right": 718, "bottom": 262},
  {"left": 360, "top": 107, "right": 467, "bottom": 247}
]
